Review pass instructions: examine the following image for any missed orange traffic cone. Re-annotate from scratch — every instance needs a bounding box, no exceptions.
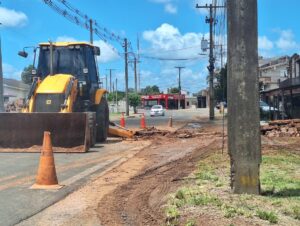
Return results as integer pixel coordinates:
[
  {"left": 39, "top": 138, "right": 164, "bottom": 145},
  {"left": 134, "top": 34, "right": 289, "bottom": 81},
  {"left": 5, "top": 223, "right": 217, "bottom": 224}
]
[
  {"left": 168, "top": 116, "right": 173, "bottom": 127},
  {"left": 120, "top": 112, "right": 126, "bottom": 127},
  {"left": 140, "top": 113, "right": 146, "bottom": 129},
  {"left": 30, "top": 131, "right": 62, "bottom": 190}
]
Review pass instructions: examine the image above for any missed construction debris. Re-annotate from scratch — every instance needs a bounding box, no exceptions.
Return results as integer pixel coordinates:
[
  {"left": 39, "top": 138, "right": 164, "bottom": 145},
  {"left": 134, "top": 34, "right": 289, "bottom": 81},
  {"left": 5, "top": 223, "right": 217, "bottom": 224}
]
[
  {"left": 135, "top": 127, "right": 170, "bottom": 137},
  {"left": 261, "top": 119, "right": 300, "bottom": 137}
]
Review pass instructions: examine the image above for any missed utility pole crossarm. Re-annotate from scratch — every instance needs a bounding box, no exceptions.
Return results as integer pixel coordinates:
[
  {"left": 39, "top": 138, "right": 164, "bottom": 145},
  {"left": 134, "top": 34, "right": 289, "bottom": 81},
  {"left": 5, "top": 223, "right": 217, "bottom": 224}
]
[{"left": 195, "top": 4, "right": 226, "bottom": 9}]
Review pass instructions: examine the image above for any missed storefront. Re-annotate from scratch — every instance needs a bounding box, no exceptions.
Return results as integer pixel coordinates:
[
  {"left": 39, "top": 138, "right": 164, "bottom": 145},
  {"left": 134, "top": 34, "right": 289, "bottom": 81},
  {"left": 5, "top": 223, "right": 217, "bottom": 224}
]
[{"left": 141, "top": 94, "right": 185, "bottom": 110}]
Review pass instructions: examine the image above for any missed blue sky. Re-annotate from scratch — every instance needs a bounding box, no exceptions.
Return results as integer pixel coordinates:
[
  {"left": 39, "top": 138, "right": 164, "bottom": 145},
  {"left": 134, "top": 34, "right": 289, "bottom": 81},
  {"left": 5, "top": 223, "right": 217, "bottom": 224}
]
[{"left": 1, "top": 0, "right": 300, "bottom": 93}]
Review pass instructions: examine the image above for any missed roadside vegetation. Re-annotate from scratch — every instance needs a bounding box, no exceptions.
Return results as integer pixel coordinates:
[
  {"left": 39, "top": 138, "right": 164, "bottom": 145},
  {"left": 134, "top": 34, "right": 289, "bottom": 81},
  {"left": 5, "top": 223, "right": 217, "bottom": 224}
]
[{"left": 164, "top": 147, "right": 300, "bottom": 226}]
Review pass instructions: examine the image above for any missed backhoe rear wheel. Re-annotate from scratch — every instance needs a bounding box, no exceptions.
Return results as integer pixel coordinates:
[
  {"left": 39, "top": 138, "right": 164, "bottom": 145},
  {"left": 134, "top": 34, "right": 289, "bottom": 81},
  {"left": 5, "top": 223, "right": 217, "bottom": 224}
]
[{"left": 96, "top": 98, "right": 109, "bottom": 142}]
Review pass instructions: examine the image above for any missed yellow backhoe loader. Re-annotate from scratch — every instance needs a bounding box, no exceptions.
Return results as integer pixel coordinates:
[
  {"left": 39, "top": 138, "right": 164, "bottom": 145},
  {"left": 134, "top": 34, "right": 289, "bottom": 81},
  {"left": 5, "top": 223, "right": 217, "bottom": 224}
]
[{"left": 0, "top": 41, "right": 110, "bottom": 152}]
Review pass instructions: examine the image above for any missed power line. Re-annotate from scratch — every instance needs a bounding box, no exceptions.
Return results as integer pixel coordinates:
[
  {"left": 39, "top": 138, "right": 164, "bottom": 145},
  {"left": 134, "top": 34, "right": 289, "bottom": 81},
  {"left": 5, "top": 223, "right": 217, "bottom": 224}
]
[
  {"left": 142, "top": 45, "right": 203, "bottom": 54},
  {"left": 43, "top": 0, "right": 135, "bottom": 57},
  {"left": 140, "top": 55, "right": 207, "bottom": 61}
]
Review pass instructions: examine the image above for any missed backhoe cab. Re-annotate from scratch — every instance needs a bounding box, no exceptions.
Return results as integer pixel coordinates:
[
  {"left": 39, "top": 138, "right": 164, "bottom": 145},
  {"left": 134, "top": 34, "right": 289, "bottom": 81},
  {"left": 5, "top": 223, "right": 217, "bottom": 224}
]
[{"left": 0, "top": 42, "right": 109, "bottom": 152}]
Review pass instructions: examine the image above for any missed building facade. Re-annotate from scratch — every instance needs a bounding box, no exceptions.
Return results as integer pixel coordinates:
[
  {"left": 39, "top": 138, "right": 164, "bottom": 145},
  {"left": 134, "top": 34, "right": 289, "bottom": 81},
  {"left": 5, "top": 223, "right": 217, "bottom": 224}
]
[
  {"left": 261, "top": 54, "right": 300, "bottom": 119},
  {"left": 3, "top": 78, "right": 30, "bottom": 112},
  {"left": 141, "top": 94, "right": 185, "bottom": 109}
]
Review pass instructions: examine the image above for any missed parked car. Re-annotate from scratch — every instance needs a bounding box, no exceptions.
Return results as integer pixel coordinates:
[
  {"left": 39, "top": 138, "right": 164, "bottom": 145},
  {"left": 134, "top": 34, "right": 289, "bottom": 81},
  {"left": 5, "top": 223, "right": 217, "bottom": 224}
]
[
  {"left": 260, "top": 101, "right": 278, "bottom": 112},
  {"left": 150, "top": 105, "right": 165, "bottom": 117}
]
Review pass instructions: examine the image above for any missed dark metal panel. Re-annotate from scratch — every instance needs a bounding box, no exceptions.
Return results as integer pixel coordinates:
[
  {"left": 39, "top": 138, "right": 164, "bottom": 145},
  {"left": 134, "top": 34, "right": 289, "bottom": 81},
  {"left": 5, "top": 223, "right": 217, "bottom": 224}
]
[
  {"left": 34, "top": 94, "right": 65, "bottom": 112},
  {"left": 0, "top": 113, "right": 88, "bottom": 149}
]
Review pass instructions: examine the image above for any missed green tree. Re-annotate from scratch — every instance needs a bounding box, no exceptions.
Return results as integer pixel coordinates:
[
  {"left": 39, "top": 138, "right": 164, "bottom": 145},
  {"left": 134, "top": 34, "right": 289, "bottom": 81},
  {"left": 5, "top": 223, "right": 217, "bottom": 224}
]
[
  {"left": 169, "top": 87, "right": 180, "bottom": 94},
  {"left": 141, "top": 85, "right": 160, "bottom": 95},
  {"left": 107, "top": 91, "right": 125, "bottom": 102},
  {"left": 21, "top": 65, "right": 34, "bottom": 84},
  {"left": 214, "top": 64, "right": 227, "bottom": 102},
  {"left": 128, "top": 92, "right": 141, "bottom": 113}
]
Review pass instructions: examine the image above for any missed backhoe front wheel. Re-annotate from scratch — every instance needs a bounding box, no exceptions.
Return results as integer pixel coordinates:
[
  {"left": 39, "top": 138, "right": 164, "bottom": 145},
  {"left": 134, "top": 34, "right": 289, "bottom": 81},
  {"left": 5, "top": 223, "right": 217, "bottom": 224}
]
[{"left": 96, "top": 98, "right": 109, "bottom": 142}]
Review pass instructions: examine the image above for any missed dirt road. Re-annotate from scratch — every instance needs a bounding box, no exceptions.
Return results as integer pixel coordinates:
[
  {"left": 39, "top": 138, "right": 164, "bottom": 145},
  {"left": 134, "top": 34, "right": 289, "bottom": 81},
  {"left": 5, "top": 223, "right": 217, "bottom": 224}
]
[{"left": 19, "top": 119, "right": 224, "bottom": 226}]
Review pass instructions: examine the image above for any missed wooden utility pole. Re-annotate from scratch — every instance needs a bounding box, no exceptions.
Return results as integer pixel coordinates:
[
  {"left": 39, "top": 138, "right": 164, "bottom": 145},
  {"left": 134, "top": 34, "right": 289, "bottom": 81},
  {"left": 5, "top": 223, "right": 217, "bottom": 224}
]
[
  {"left": 227, "top": 0, "right": 261, "bottom": 194},
  {"left": 124, "top": 38, "right": 129, "bottom": 116},
  {"left": 0, "top": 36, "right": 4, "bottom": 112},
  {"left": 196, "top": 4, "right": 224, "bottom": 120}
]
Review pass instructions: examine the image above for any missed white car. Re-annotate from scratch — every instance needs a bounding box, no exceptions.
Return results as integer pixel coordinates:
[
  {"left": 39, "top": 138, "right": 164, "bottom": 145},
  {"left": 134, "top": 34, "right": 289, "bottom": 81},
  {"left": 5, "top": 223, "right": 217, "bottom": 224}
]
[
  {"left": 150, "top": 105, "right": 165, "bottom": 117},
  {"left": 260, "top": 101, "right": 278, "bottom": 112}
]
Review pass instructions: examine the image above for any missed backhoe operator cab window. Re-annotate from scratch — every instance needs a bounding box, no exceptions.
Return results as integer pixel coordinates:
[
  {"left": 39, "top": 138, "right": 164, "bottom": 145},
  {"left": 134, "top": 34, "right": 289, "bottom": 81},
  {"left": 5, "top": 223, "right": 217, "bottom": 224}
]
[{"left": 37, "top": 44, "right": 98, "bottom": 83}]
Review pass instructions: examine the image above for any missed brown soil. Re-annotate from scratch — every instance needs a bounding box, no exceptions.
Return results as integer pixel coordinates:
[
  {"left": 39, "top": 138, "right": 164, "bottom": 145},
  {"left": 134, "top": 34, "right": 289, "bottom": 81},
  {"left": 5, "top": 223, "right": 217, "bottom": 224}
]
[
  {"left": 18, "top": 120, "right": 227, "bottom": 226},
  {"left": 97, "top": 136, "right": 222, "bottom": 226}
]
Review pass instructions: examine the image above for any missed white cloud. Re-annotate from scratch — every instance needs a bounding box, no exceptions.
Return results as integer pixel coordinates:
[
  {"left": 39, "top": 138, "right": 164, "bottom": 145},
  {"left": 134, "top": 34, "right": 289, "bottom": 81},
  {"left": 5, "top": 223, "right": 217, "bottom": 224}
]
[
  {"left": 55, "top": 36, "right": 120, "bottom": 63},
  {"left": 150, "top": 0, "right": 178, "bottom": 14},
  {"left": 93, "top": 40, "right": 120, "bottom": 63},
  {"left": 3, "top": 63, "right": 22, "bottom": 80},
  {"left": 141, "top": 23, "right": 211, "bottom": 92},
  {"left": 56, "top": 36, "right": 77, "bottom": 42},
  {"left": 0, "top": 7, "right": 28, "bottom": 27},
  {"left": 275, "top": 29, "right": 298, "bottom": 50},
  {"left": 142, "top": 23, "right": 208, "bottom": 59},
  {"left": 165, "top": 3, "right": 177, "bottom": 14},
  {"left": 258, "top": 36, "right": 274, "bottom": 50}
]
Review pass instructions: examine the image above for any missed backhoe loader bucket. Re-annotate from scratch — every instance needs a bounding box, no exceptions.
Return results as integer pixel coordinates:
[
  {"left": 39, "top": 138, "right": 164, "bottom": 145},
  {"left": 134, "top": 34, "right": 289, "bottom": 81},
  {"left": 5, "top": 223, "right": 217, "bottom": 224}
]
[{"left": 0, "top": 113, "right": 94, "bottom": 153}]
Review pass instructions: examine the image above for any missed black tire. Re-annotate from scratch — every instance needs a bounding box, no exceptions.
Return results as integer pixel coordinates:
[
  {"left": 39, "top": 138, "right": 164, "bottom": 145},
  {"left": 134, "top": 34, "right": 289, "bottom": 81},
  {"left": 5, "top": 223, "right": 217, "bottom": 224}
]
[{"left": 96, "top": 98, "right": 109, "bottom": 142}]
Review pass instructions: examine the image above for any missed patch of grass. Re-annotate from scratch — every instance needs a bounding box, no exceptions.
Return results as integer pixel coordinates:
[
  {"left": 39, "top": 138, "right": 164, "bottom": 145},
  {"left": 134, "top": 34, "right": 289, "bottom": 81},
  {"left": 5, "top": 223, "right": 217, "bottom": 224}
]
[
  {"left": 190, "top": 193, "right": 221, "bottom": 206},
  {"left": 185, "top": 219, "right": 196, "bottom": 226},
  {"left": 165, "top": 205, "right": 180, "bottom": 226},
  {"left": 222, "top": 204, "right": 246, "bottom": 218},
  {"left": 261, "top": 154, "right": 300, "bottom": 196},
  {"left": 256, "top": 210, "right": 278, "bottom": 224},
  {"left": 164, "top": 150, "right": 300, "bottom": 225},
  {"left": 175, "top": 189, "right": 186, "bottom": 200},
  {"left": 196, "top": 171, "right": 219, "bottom": 182},
  {"left": 283, "top": 205, "right": 300, "bottom": 220},
  {"left": 292, "top": 206, "right": 300, "bottom": 220}
]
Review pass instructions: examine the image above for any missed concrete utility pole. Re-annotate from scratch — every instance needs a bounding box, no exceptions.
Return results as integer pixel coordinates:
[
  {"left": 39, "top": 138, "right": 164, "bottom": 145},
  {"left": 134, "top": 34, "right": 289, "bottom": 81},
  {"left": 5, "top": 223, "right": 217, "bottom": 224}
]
[
  {"left": 0, "top": 36, "right": 4, "bottom": 112},
  {"left": 175, "top": 66, "right": 185, "bottom": 109},
  {"left": 196, "top": 3, "right": 225, "bottom": 120},
  {"left": 220, "top": 44, "right": 224, "bottom": 68},
  {"left": 115, "top": 78, "right": 118, "bottom": 112},
  {"left": 134, "top": 58, "right": 138, "bottom": 93},
  {"left": 137, "top": 34, "right": 141, "bottom": 92},
  {"left": 124, "top": 38, "right": 129, "bottom": 116},
  {"left": 105, "top": 74, "right": 108, "bottom": 90},
  {"left": 106, "top": 69, "right": 115, "bottom": 93},
  {"left": 89, "top": 19, "right": 93, "bottom": 44},
  {"left": 129, "top": 57, "right": 141, "bottom": 93},
  {"left": 175, "top": 66, "right": 185, "bottom": 93},
  {"left": 227, "top": 0, "right": 261, "bottom": 194}
]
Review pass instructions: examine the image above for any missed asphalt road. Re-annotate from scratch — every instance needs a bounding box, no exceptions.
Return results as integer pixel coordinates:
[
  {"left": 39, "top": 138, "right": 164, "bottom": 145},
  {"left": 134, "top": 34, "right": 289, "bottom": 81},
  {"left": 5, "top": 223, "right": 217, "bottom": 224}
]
[
  {"left": 0, "top": 140, "right": 145, "bottom": 226},
  {"left": 0, "top": 108, "right": 210, "bottom": 226}
]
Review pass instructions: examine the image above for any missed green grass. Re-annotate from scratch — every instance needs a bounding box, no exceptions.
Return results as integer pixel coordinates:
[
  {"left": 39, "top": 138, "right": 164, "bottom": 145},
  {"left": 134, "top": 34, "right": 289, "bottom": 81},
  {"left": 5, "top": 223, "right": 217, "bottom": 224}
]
[
  {"left": 260, "top": 153, "right": 300, "bottom": 196},
  {"left": 185, "top": 219, "right": 196, "bottom": 226},
  {"left": 256, "top": 210, "right": 278, "bottom": 224},
  {"left": 165, "top": 205, "right": 180, "bottom": 226},
  {"left": 164, "top": 149, "right": 300, "bottom": 225}
]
